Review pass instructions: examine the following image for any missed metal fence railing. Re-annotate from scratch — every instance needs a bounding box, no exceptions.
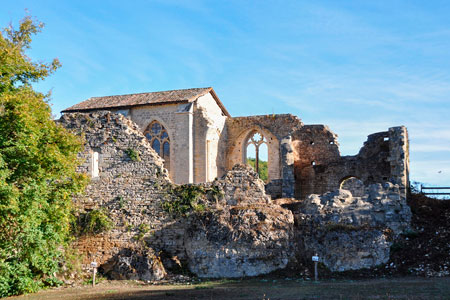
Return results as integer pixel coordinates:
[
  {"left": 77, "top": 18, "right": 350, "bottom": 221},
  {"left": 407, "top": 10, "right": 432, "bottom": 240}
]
[{"left": 420, "top": 185, "right": 450, "bottom": 196}]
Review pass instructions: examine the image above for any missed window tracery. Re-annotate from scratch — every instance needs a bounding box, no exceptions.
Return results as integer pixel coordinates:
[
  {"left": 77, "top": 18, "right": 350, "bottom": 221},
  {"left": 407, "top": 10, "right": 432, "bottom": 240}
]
[
  {"left": 245, "top": 131, "right": 268, "bottom": 182},
  {"left": 144, "top": 121, "right": 170, "bottom": 168}
]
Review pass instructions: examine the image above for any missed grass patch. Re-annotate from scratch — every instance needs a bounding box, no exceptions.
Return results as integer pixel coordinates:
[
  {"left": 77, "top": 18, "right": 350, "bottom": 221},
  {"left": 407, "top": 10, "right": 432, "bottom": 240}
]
[{"left": 9, "top": 277, "right": 450, "bottom": 300}]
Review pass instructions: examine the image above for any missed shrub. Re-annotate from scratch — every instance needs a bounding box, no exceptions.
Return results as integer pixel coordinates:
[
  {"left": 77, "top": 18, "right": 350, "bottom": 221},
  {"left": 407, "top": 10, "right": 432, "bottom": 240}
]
[
  {"left": 125, "top": 148, "right": 140, "bottom": 161},
  {"left": 73, "top": 209, "right": 113, "bottom": 235},
  {"left": 133, "top": 223, "right": 151, "bottom": 241},
  {"left": 162, "top": 184, "right": 212, "bottom": 217}
]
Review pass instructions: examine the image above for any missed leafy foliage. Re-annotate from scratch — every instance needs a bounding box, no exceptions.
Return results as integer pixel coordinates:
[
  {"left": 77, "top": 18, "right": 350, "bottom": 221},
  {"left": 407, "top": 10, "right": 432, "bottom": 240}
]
[
  {"left": 125, "top": 148, "right": 140, "bottom": 161},
  {"left": 246, "top": 158, "right": 268, "bottom": 182},
  {"left": 0, "top": 16, "right": 87, "bottom": 297},
  {"left": 162, "top": 185, "right": 220, "bottom": 217},
  {"left": 162, "top": 185, "right": 206, "bottom": 217},
  {"left": 73, "top": 209, "right": 113, "bottom": 235},
  {"left": 133, "top": 223, "right": 150, "bottom": 241}
]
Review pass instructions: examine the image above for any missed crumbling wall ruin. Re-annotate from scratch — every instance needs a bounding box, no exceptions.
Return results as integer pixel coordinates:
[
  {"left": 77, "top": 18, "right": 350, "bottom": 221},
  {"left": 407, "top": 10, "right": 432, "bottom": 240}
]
[
  {"left": 61, "top": 112, "right": 296, "bottom": 280},
  {"left": 60, "top": 111, "right": 412, "bottom": 281},
  {"left": 225, "top": 114, "right": 303, "bottom": 198},
  {"left": 183, "top": 165, "right": 294, "bottom": 278},
  {"left": 292, "top": 125, "right": 410, "bottom": 201},
  {"left": 59, "top": 111, "right": 174, "bottom": 280},
  {"left": 294, "top": 181, "right": 411, "bottom": 272},
  {"left": 224, "top": 115, "right": 409, "bottom": 203}
]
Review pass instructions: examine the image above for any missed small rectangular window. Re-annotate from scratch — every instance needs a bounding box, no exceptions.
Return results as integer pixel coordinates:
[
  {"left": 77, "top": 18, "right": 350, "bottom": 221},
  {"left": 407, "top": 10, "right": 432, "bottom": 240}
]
[{"left": 92, "top": 151, "right": 99, "bottom": 177}]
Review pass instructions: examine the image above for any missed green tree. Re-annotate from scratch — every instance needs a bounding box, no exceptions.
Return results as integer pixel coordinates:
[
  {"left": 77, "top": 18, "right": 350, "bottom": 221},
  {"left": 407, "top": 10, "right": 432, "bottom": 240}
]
[
  {"left": 0, "top": 16, "right": 87, "bottom": 296},
  {"left": 246, "top": 158, "right": 268, "bottom": 182}
]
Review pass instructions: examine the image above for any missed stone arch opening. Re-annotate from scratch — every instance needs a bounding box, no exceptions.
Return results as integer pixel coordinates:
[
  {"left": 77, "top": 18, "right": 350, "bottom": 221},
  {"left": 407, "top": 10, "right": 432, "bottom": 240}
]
[
  {"left": 339, "top": 176, "right": 365, "bottom": 197},
  {"left": 227, "top": 126, "right": 281, "bottom": 183},
  {"left": 244, "top": 131, "right": 269, "bottom": 182},
  {"left": 144, "top": 120, "right": 170, "bottom": 172}
]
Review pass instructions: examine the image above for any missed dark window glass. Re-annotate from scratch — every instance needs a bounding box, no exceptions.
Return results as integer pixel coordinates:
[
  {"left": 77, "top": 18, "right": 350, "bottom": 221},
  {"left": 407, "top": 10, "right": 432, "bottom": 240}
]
[
  {"left": 151, "top": 122, "right": 162, "bottom": 135},
  {"left": 163, "top": 142, "right": 170, "bottom": 158},
  {"left": 152, "top": 139, "right": 160, "bottom": 155}
]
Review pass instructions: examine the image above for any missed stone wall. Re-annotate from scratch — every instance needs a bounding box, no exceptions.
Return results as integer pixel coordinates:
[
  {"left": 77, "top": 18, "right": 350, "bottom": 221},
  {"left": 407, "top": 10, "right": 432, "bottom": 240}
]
[
  {"left": 108, "top": 92, "right": 230, "bottom": 185},
  {"left": 292, "top": 125, "right": 409, "bottom": 201},
  {"left": 225, "top": 114, "right": 303, "bottom": 198},
  {"left": 193, "top": 93, "right": 227, "bottom": 183},
  {"left": 225, "top": 116, "right": 409, "bottom": 202},
  {"left": 60, "top": 111, "right": 412, "bottom": 280},
  {"left": 111, "top": 102, "right": 194, "bottom": 184},
  {"left": 61, "top": 113, "right": 295, "bottom": 279},
  {"left": 388, "top": 126, "right": 410, "bottom": 197},
  {"left": 59, "top": 111, "right": 175, "bottom": 277}
]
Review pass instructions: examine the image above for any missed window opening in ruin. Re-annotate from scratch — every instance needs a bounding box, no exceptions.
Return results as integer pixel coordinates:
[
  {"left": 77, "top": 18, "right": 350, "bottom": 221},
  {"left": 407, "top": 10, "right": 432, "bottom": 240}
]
[
  {"left": 91, "top": 151, "right": 99, "bottom": 178},
  {"left": 329, "top": 141, "right": 334, "bottom": 145},
  {"left": 311, "top": 161, "right": 316, "bottom": 166},
  {"left": 340, "top": 176, "right": 365, "bottom": 197},
  {"left": 144, "top": 121, "right": 170, "bottom": 170},
  {"left": 384, "top": 137, "right": 389, "bottom": 141},
  {"left": 245, "top": 131, "right": 268, "bottom": 182}
]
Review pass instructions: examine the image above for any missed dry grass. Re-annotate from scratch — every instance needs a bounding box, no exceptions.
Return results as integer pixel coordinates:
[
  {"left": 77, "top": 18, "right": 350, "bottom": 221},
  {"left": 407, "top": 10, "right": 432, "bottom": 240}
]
[{"left": 9, "top": 277, "right": 449, "bottom": 300}]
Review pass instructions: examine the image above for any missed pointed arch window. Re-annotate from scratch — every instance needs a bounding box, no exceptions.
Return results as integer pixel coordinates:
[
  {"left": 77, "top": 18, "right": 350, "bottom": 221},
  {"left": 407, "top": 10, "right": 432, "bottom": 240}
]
[
  {"left": 144, "top": 121, "right": 170, "bottom": 169},
  {"left": 245, "top": 131, "right": 268, "bottom": 182}
]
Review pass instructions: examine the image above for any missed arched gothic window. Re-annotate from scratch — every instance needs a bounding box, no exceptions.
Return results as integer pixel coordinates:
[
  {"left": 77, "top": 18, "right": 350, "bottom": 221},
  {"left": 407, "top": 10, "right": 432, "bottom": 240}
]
[
  {"left": 144, "top": 121, "right": 170, "bottom": 169},
  {"left": 245, "top": 131, "right": 268, "bottom": 182}
]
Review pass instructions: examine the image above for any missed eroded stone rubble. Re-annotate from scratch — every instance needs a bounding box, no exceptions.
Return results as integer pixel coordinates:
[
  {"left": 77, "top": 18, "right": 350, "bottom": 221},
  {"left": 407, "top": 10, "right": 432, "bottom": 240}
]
[
  {"left": 296, "top": 183, "right": 411, "bottom": 272},
  {"left": 99, "top": 164, "right": 411, "bottom": 279}
]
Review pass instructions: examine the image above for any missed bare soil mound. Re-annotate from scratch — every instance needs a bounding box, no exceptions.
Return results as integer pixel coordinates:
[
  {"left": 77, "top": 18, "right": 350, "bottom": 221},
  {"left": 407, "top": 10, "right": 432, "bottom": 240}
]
[{"left": 387, "top": 193, "right": 450, "bottom": 277}]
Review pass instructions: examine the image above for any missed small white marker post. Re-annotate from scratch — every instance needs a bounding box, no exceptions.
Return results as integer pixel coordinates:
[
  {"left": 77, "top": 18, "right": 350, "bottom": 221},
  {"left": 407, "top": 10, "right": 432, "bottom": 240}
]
[
  {"left": 91, "top": 261, "right": 98, "bottom": 287},
  {"left": 312, "top": 254, "right": 319, "bottom": 281}
]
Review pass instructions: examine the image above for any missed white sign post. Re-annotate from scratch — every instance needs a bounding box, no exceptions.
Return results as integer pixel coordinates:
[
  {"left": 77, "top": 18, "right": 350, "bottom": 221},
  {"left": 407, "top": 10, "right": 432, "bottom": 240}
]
[
  {"left": 91, "top": 261, "right": 98, "bottom": 287},
  {"left": 312, "top": 254, "right": 319, "bottom": 281}
]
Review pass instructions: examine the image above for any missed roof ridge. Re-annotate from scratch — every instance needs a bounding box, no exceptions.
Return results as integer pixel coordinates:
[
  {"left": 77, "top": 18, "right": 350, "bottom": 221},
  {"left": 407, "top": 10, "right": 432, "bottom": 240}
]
[{"left": 89, "top": 87, "right": 212, "bottom": 99}]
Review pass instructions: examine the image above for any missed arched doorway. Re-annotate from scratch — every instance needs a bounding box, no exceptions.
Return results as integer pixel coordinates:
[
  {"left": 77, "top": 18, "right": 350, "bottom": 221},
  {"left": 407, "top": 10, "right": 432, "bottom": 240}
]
[{"left": 144, "top": 121, "right": 170, "bottom": 171}]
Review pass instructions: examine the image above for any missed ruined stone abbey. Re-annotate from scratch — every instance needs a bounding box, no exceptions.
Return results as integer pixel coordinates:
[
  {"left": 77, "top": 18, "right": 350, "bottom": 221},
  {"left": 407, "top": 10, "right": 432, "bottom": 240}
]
[
  {"left": 63, "top": 87, "right": 409, "bottom": 200},
  {"left": 61, "top": 87, "right": 412, "bottom": 279}
]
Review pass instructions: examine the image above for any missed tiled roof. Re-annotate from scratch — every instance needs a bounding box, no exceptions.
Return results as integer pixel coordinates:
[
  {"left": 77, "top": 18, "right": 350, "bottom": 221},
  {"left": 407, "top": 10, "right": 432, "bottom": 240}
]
[{"left": 62, "top": 87, "right": 230, "bottom": 116}]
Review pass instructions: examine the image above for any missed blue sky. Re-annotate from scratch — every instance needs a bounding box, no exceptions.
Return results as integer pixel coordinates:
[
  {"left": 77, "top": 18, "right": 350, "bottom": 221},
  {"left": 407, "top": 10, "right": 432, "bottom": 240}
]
[{"left": 2, "top": 0, "right": 449, "bottom": 186}]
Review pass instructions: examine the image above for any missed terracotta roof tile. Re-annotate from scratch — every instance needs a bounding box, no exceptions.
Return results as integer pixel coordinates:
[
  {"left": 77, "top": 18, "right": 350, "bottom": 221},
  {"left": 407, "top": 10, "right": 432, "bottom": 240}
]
[{"left": 62, "top": 87, "right": 229, "bottom": 116}]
